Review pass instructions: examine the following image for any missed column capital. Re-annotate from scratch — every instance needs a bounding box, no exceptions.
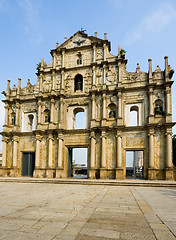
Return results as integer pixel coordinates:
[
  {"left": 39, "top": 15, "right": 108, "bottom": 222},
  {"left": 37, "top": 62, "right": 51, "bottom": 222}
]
[
  {"left": 16, "top": 103, "right": 20, "bottom": 109},
  {"left": 116, "top": 132, "right": 122, "bottom": 138},
  {"left": 165, "top": 88, "right": 171, "bottom": 94},
  {"left": 4, "top": 104, "right": 9, "bottom": 109},
  {"left": 165, "top": 128, "right": 172, "bottom": 135},
  {"left": 36, "top": 134, "right": 43, "bottom": 141},
  {"left": 102, "top": 93, "right": 106, "bottom": 99},
  {"left": 57, "top": 133, "right": 63, "bottom": 140},
  {"left": 90, "top": 131, "right": 96, "bottom": 138},
  {"left": 38, "top": 99, "right": 43, "bottom": 105},
  {"left": 48, "top": 134, "right": 54, "bottom": 141},
  {"left": 13, "top": 136, "right": 19, "bottom": 142},
  {"left": 149, "top": 88, "right": 153, "bottom": 94},
  {"left": 92, "top": 93, "right": 95, "bottom": 99},
  {"left": 51, "top": 98, "right": 55, "bottom": 104},
  {"left": 117, "top": 91, "right": 122, "bottom": 97},
  {"left": 101, "top": 131, "right": 106, "bottom": 138},
  {"left": 2, "top": 136, "right": 9, "bottom": 142},
  {"left": 148, "top": 128, "right": 155, "bottom": 136},
  {"left": 93, "top": 65, "right": 96, "bottom": 70}
]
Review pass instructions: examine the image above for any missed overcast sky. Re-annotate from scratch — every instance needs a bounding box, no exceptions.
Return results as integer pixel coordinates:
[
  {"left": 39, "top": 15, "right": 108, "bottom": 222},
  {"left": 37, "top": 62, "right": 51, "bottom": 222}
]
[{"left": 0, "top": 0, "right": 176, "bottom": 154}]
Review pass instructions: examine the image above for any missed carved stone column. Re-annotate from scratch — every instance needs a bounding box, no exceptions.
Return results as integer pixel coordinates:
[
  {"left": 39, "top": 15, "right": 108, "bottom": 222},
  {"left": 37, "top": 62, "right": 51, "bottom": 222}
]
[
  {"left": 15, "top": 103, "right": 20, "bottom": 126},
  {"left": 52, "top": 70, "right": 56, "bottom": 91},
  {"left": 35, "top": 135, "right": 42, "bottom": 168},
  {"left": 39, "top": 74, "right": 43, "bottom": 93},
  {"left": 61, "top": 70, "right": 65, "bottom": 90},
  {"left": 116, "top": 131, "right": 123, "bottom": 179},
  {"left": 4, "top": 103, "right": 9, "bottom": 126},
  {"left": 116, "top": 133, "right": 122, "bottom": 168},
  {"left": 101, "top": 131, "right": 106, "bottom": 168},
  {"left": 166, "top": 130, "right": 172, "bottom": 168},
  {"left": 59, "top": 97, "right": 64, "bottom": 127},
  {"left": 37, "top": 100, "right": 42, "bottom": 125},
  {"left": 62, "top": 50, "right": 65, "bottom": 68},
  {"left": 165, "top": 87, "right": 171, "bottom": 115},
  {"left": 93, "top": 45, "right": 97, "bottom": 62},
  {"left": 103, "top": 65, "right": 107, "bottom": 87},
  {"left": 2, "top": 136, "right": 8, "bottom": 167},
  {"left": 50, "top": 98, "right": 55, "bottom": 123},
  {"left": 117, "top": 92, "right": 122, "bottom": 125},
  {"left": 165, "top": 129, "right": 174, "bottom": 180},
  {"left": 91, "top": 93, "right": 96, "bottom": 120},
  {"left": 100, "top": 131, "right": 107, "bottom": 179},
  {"left": 12, "top": 136, "right": 19, "bottom": 167},
  {"left": 90, "top": 132, "right": 96, "bottom": 169},
  {"left": 57, "top": 134, "right": 63, "bottom": 168},
  {"left": 48, "top": 134, "right": 54, "bottom": 168},
  {"left": 148, "top": 129, "right": 156, "bottom": 180},
  {"left": 102, "top": 93, "right": 106, "bottom": 119},
  {"left": 53, "top": 53, "right": 56, "bottom": 68},
  {"left": 92, "top": 66, "right": 96, "bottom": 86},
  {"left": 103, "top": 43, "right": 107, "bottom": 61},
  {"left": 149, "top": 88, "right": 153, "bottom": 115},
  {"left": 89, "top": 131, "right": 96, "bottom": 179}
]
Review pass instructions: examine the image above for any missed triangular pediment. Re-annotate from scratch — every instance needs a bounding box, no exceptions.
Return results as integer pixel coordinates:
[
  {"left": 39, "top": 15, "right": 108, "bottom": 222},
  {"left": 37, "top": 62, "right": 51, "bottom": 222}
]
[
  {"left": 58, "top": 31, "right": 91, "bottom": 49},
  {"left": 57, "top": 31, "right": 105, "bottom": 50}
]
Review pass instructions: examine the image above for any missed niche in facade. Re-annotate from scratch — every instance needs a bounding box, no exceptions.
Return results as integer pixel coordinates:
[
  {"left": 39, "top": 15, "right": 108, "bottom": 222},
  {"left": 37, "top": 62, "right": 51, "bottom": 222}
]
[
  {"left": 77, "top": 52, "right": 82, "bottom": 65},
  {"left": 11, "top": 111, "right": 16, "bottom": 125},
  {"left": 154, "top": 99, "right": 164, "bottom": 115},
  {"left": 44, "top": 109, "right": 50, "bottom": 123},
  {"left": 108, "top": 103, "right": 116, "bottom": 118},
  {"left": 75, "top": 74, "right": 83, "bottom": 92}
]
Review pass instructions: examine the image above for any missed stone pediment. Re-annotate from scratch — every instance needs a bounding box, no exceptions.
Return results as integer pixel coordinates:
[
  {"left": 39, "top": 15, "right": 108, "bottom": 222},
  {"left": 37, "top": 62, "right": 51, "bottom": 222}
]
[
  {"left": 59, "top": 32, "right": 90, "bottom": 49},
  {"left": 58, "top": 31, "right": 103, "bottom": 50}
]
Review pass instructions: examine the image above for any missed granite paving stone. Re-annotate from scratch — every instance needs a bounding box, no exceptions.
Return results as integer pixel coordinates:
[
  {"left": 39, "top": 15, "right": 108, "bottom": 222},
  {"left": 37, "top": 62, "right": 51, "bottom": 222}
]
[{"left": 0, "top": 182, "right": 175, "bottom": 239}]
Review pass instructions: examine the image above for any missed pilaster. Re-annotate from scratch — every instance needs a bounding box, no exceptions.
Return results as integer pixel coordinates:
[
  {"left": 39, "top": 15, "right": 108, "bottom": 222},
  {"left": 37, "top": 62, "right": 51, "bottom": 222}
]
[
  {"left": 2, "top": 136, "right": 9, "bottom": 167},
  {"left": 12, "top": 136, "right": 19, "bottom": 168}
]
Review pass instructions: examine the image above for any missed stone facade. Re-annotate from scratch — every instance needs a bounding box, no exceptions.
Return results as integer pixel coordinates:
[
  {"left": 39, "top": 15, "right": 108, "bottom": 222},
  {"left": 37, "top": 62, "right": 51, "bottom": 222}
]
[{"left": 0, "top": 31, "right": 175, "bottom": 180}]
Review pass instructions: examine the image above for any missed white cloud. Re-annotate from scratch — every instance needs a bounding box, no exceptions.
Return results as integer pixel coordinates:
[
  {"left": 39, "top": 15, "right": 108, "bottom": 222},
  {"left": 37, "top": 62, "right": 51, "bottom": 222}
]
[{"left": 124, "top": 2, "right": 176, "bottom": 45}]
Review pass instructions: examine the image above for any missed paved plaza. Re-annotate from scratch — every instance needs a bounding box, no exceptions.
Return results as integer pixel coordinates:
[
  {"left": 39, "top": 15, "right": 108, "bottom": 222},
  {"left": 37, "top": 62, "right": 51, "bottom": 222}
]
[{"left": 0, "top": 181, "right": 176, "bottom": 240}]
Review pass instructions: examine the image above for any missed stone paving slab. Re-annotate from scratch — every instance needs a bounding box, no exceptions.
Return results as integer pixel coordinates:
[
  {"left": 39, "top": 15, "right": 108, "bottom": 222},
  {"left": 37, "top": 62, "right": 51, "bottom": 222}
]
[{"left": 0, "top": 182, "right": 175, "bottom": 239}]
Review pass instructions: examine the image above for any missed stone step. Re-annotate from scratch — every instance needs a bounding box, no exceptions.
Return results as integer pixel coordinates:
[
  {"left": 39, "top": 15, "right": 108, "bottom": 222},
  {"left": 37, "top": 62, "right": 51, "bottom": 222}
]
[{"left": 0, "top": 177, "right": 176, "bottom": 187}]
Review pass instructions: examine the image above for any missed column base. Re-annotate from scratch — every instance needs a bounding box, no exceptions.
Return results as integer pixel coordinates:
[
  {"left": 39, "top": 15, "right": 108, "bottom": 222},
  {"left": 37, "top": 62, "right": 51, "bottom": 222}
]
[
  {"left": 46, "top": 169, "right": 56, "bottom": 178},
  {"left": 33, "top": 169, "right": 47, "bottom": 178},
  {"left": 56, "top": 168, "right": 65, "bottom": 178},
  {"left": 148, "top": 168, "right": 166, "bottom": 180},
  {"left": 0, "top": 167, "right": 12, "bottom": 177},
  {"left": 88, "top": 169, "right": 96, "bottom": 179},
  {"left": 116, "top": 168, "right": 124, "bottom": 180},
  {"left": 148, "top": 168, "right": 157, "bottom": 180},
  {"left": 165, "top": 168, "right": 174, "bottom": 180},
  {"left": 100, "top": 169, "right": 115, "bottom": 179},
  {"left": 10, "top": 168, "right": 21, "bottom": 177}
]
